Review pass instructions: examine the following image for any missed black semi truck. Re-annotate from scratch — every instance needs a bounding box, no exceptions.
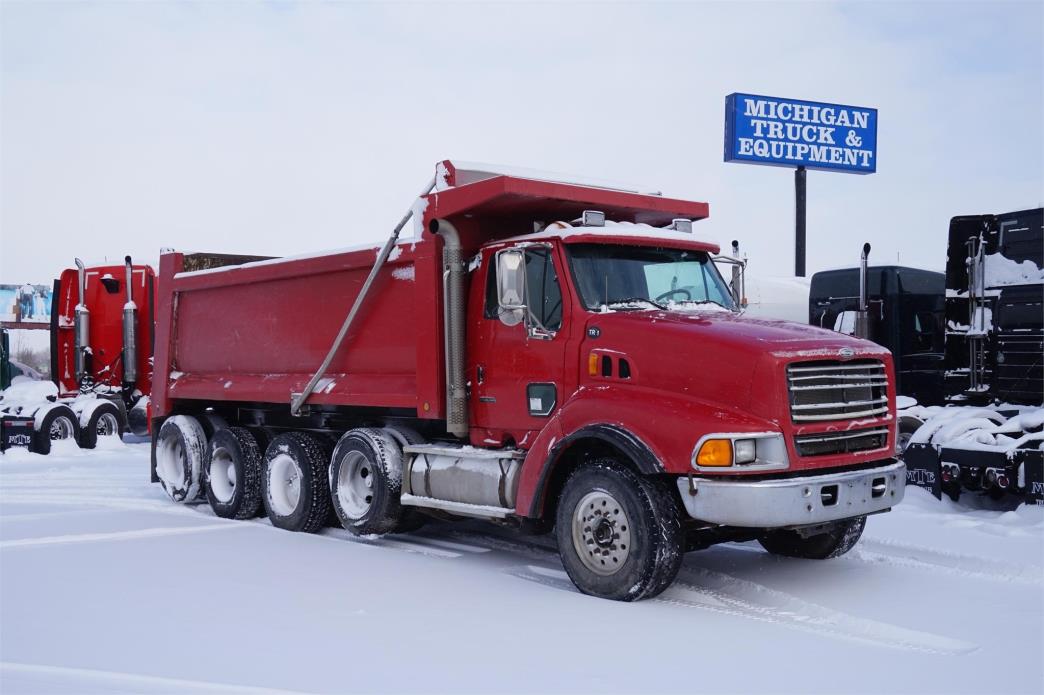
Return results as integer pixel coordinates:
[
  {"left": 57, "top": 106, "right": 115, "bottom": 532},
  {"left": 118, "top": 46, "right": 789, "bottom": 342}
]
[{"left": 809, "top": 208, "right": 1043, "bottom": 503}]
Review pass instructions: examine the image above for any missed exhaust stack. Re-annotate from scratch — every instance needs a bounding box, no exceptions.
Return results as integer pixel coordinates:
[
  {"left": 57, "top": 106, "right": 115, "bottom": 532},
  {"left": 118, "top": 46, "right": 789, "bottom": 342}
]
[
  {"left": 122, "top": 256, "right": 138, "bottom": 385},
  {"left": 730, "top": 240, "right": 747, "bottom": 308},
  {"left": 855, "top": 243, "right": 871, "bottom": 340},
  {"left": 74, "top": 258, "right": 91, "bottom": 384},
  {"left": 432, "top": 218, "right": 468, "bottom": 438}
]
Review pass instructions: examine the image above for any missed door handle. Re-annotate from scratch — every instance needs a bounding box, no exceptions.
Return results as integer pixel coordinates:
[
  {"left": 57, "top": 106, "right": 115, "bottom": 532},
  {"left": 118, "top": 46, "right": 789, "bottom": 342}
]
[{"left": 477, "top": 365, "right": 485, "bottom": 384}]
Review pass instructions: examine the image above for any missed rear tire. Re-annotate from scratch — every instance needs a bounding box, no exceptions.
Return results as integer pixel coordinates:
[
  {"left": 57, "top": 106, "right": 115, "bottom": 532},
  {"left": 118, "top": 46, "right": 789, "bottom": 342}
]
[
  {"left": 758, "top": 516, "right": 866, "bottom": 559},
  {"left": 262, "top": 432, "right": 332, "bottom": 533},
  {"left": 79, "top": 401, "right": 125, "bottom": 449},
  {"left": 330, "top": 428, "right": 404, "bottom": 535},
  {"left": 555, "top": 461, "right": 683, "bottom": 601},
  {"left": 205, "top": 427, "right": 263, "bottom": 519},
  {"left": 33, "top": 405, "right": 80, "bottom": 455},
  {"left": 155, "top": 415, "right": 207, "bottom": 502}
]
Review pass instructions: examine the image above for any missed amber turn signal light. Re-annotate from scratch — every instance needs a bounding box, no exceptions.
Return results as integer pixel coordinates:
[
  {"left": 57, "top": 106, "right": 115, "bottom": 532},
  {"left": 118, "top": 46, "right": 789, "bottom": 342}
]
[
  {"left": 588, "top": 352, "right": 599, "bottom": 376},
  {"left": 696, "top": 439, "right": 733, "bottom": 467}
]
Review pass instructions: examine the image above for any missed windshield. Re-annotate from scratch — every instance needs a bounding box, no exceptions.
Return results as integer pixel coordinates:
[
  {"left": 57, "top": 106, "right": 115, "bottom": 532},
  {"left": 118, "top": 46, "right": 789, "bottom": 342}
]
[{"left": 566, "top": 244, "right": 736, "bottom": 311}]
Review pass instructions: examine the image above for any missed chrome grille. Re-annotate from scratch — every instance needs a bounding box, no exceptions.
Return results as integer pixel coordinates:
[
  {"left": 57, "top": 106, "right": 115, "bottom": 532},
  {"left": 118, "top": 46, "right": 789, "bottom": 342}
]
[
  {"left": 794, "top": 428, "right": 889, "bottom": 457},
  {"left": 787, "top": 360, "right": 888, "bottom": 423}
]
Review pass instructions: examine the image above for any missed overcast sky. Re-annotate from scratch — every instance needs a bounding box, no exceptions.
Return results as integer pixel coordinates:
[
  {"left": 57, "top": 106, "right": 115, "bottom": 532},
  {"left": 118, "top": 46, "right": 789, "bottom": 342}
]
[{"left": 2, "top": 1, "right": 1041, "bottom": 285}]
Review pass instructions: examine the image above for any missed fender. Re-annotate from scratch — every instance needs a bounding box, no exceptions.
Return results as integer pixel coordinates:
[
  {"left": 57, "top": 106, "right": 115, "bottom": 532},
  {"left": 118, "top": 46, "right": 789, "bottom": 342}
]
[{"left": 516, "top": 384, "right": 780, "bottom": 518}]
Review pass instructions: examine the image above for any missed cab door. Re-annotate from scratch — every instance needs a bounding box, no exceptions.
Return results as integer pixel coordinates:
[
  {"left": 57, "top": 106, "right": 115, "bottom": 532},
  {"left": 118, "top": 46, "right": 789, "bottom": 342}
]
[{"left": 469, "top": 243, "right": 571, "bottom": 447}]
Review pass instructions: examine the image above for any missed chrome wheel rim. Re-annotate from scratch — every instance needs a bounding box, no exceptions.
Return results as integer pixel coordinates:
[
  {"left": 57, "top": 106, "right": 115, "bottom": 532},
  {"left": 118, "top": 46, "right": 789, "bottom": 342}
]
[
  {"left": 268, "top": 454, "right": 302, "bottom": 517},
  {"left": 336, "top": 450, "right": 374, "bottom": 519},
  {"left": 49, "top": 416, "right": 74, "bottom": 441},
  {"left": 209, "top": 447, "right": 237, "bottom": 503},
  {"left": 96, "top": 412, "right": 120, "bottom": 437},
  {"left": 572, "top": 490, "right": 632, "bottom": 576}
]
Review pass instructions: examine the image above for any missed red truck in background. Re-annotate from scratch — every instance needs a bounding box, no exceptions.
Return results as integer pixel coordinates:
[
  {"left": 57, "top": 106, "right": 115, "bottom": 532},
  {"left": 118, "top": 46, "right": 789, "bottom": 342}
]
[
  {"left": 151, "top": 161, "right": 905, "bottom": 601},
  {"left": 1, "top": 257, "right": 156, "bottom": 453}
]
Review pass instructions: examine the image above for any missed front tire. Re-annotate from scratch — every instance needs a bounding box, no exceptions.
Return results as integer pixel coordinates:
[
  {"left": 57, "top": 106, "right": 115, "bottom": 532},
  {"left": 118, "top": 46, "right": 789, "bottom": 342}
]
[
  {"left": 758, "top": 515, "right": 866, "bottom": 559},
  {"left": 205, "top": 427, "right": 263, "bottom": 519},
  {"left": 555, "top": 461, "right": 683, "bottom": 602},
  {"left": 262, "top": 432, "right": 332, "bottom": 533}
]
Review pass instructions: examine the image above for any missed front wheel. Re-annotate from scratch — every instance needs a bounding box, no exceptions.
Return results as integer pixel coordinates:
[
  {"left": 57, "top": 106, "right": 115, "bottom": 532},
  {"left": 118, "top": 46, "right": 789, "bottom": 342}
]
[
  {"left": 758, "top": 515, "right": 866, "bottom": 559},
  {"left": 555, "top": 462, "right": 683, "bottom": 602}
]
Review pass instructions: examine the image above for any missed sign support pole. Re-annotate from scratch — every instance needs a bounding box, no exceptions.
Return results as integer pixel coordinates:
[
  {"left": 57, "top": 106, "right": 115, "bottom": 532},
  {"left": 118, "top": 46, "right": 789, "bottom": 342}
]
[{"left": 795, "top": 165, "right": 806, "bottom": 277}]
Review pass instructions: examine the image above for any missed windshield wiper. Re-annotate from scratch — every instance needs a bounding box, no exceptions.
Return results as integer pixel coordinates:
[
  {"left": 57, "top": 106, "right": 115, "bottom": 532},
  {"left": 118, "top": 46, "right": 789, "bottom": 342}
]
[
  {"left": 672, "top": 298, "right": 734, "bottom": 311},
  {"left": 607, "top": 297, "right": 668, "bottom": 310}
]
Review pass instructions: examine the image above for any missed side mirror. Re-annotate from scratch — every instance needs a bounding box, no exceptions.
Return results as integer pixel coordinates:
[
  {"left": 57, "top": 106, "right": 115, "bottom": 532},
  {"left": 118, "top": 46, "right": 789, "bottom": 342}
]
[{"left": 495, "top": 249, "right": 526, "bottom": 327}]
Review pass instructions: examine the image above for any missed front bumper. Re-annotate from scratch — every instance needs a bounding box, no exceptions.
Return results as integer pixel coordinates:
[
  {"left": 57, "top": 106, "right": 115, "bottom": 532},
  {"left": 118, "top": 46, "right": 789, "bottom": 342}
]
[{"left": 676, "top": 460, "right": 905, "bottom": 528}]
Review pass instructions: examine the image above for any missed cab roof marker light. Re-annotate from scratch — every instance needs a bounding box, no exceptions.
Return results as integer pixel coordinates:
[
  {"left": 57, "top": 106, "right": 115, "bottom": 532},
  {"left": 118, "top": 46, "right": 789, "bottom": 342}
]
[
  {"left": 582, "top": 210, "right": 606, "bottom": 227},
  {"left": 670, "top": 219, "right": 693, "bottom": 234}
]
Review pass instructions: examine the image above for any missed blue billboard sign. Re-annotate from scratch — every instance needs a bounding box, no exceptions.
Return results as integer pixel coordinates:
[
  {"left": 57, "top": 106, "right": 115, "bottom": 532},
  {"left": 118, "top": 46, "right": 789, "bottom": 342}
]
[{"left": 724, "top": 93, "right": 878, "bottom": 174}]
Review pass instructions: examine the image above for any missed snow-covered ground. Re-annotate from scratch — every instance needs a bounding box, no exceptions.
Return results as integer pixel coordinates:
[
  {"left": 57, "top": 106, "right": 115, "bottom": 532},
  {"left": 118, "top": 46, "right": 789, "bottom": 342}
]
[{"left": 1, "top": 440, "right": 1042, "bottom": 694}]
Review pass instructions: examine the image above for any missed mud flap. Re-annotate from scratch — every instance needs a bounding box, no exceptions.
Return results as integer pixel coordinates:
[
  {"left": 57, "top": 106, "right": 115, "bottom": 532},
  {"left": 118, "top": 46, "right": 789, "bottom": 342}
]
[
  {"left": 903, "top": 443, "right": 941, "bottom": 499},
  {"left": 1, "top": 416, "right": 35, "bottom": 453},
  {"left": 1018, "top": 450, "right": 1044, "bottom": 505}
]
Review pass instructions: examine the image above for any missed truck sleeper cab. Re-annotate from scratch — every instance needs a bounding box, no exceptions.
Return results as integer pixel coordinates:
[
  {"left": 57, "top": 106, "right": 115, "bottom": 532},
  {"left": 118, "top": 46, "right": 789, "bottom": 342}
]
[{"left": 151, "top": 162, "right": 904, "bottom": 601}]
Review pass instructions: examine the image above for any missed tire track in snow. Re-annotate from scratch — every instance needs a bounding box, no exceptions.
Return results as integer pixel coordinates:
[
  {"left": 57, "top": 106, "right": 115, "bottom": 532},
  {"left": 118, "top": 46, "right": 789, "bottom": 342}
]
[
  {"left": 315, "top": 528, "right": 462, "bottom": 559},
  {"left": 0, "top": 662, "right": 310, "bottom": 694},
  {"left": 504, "top": 557, "right": 977, "bottom": 656},
  {"left": 0, "top": 522, "right": 245, "bottom": 550},
  {"left": 856, "top": 537, "right": 1043, "bottom": 586},
  {"left": 667, "top": 565, "right": 978, "bottom": 655}
]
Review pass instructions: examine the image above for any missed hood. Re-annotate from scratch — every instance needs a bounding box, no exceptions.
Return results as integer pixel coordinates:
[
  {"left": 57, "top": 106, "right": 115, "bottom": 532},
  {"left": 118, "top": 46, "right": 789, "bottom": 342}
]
[{"left": 582, "top": 309, "right": 889, "bottom": 415}]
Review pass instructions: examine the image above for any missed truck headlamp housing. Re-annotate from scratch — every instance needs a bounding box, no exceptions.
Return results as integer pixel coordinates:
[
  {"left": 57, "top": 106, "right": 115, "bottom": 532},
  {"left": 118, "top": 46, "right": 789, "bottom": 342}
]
[{"left": 692, "top": 433, "right": 789, "bottom": 472}]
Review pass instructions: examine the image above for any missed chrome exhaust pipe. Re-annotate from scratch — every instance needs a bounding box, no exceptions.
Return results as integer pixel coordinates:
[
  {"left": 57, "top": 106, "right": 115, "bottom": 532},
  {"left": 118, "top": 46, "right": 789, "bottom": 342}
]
[
  {"left": 122, "top": 256, "right": 138, "bottom": 384},
  {"left": 74, "top": 258, "right": 90, "bottom": 383},
  {"left": 431, "top": 218, "right": 468, "bottom": 438},
  {"left": 855, "top": 242, "right": 871, "bottom": 339}
]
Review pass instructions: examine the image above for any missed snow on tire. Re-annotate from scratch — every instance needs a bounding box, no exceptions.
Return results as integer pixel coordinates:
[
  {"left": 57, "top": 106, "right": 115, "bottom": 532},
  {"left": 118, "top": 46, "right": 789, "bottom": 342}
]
[
  {"left": 205, "top": 427, "right": 263, "bottom": 520},
  {"left": 78, "top": 400, "right": 125, "bottom": 449},
  {"left": 758, "top": 515, "right": 867, "bottom": 560},
  {"left": 262, "top": 432, "right": 332, "bottom": 533},
  {"left": 330, "top": 428, "right": 403, "bottom": 536},
  {"left": 33, "top": 404, "right": 80, "bottom": 455},
  {"left": 554, "top": 461, "right": 683, "bottom": 602},
  {"left": 155, "top": 415, "right": 207, "bottom": 503}
]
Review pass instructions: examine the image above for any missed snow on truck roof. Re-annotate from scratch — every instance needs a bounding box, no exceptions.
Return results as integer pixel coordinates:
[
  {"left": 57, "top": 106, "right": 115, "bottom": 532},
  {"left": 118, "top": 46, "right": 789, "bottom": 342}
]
[{"left": 496, "top": 221, "right": 719, "bottom": 253}]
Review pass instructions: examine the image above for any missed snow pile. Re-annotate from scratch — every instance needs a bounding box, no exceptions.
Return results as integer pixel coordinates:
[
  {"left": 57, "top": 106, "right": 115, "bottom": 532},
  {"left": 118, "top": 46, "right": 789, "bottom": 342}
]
[
  {"left": 0, "top": 377, "right": 58, "bottom": 413},
  {"left": 984, "top": 252, "right": 1044, "bottom": 288},
  {"left": 907, "top": 405, "right": 1044, "bottom": 453}
]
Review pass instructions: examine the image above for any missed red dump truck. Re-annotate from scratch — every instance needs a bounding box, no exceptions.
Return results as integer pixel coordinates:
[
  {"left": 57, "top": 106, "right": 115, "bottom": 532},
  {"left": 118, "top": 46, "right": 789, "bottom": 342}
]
[{"left": 151, "top": 162, "right": 905, "bottom": 601}]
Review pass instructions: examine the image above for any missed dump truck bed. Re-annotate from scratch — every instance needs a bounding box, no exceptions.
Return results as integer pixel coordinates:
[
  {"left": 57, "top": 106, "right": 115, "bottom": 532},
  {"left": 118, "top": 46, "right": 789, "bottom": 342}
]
[{"left": 152, "top": 238, "right": 445, "bottom": 419}]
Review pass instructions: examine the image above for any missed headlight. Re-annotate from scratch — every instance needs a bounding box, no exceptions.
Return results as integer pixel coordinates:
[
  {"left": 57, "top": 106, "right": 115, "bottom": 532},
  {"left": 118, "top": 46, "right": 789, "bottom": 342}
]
[{"left": 734, "top": 439, "right": 756, "bottom": 464}]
